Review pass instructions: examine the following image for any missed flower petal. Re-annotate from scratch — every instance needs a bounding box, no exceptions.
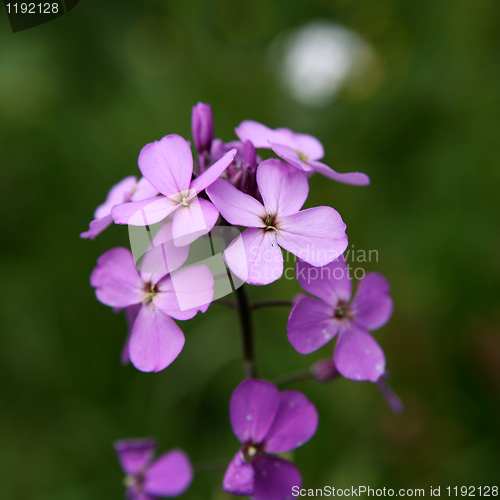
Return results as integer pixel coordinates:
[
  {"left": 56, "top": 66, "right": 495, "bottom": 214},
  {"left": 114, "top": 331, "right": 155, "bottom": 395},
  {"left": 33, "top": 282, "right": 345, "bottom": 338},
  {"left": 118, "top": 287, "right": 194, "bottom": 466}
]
[
  {"left": 230, "top": 379, "right": 280, "bottom": 444},
  {"left": 235, "top": 120, "right": 277, "bottom": 149},
  {"left": 120, "top": 304, "right": 141, "bottom": 365},
  {"left": 252, "top": 454, "right": 302, "bottom": 500},
  {"left": 223, "top": 450, "right": 255, "bottom": 496},
  {"left": 189, "top": 148, "right": 237, "bottom": 194},
  {"left": 112, "top": 196, "right": 179, "bottom": 226},
  {"left": 351, "top": 273, "right": 393, "bottom": 331},
  {"left": 310, "top": 160, "right": 370, "bottom": 186},
  {"left": 131, "top": 177, "right": 160, "bottom": 201},
  {"left": 275, "top": 127, "right": 324, "bottom": 160},
  {"left": 138, "top": 134, "right": 193, "bottom": 197},
  {"left": 144, "top": 449, "right": 193, "bottom": 497},
  {"left": 114, "top": 438, "right": 157, "bottom": 476},
  {"left": 128, "top": 304, "right": 185, "bottom": 372},
  {"left": 80, "top": 214, "right": 113, "bottom": 240},
  {"left": 276, "top": 207, "right": 348, "bottom": 267},
  {"left": 94, "top": 176, "right": 137, "bottom": 220},
  {"left": 90, "top": 247, "right": 145, "bottom": 308},
  {"left": 138, "top": 222, "right": 190, "bottom": 281},
  {"left": 295, "top": 257, "right": 352, "bottom": 305},
  {"left": 154, "top": 264, "right": 214, "bottom": 317},
  {"left": 269, "top": 143, "right": 313, "bottom": 172},
  {"left": 224, "top": 228, "right": 284, "bottom": 286},
  {"left": 263, "top": 390, "right": 318, "bottom": 454},
  {"left": 334, "top": 323, "right": 386, "bottom": 382},
  {"left": 257, "top": 160, "right": 309, "bottom": 217},
  {"left": 171, "top": 197, "right": 219, "bottom": 247},
  {"left": 206, "top": 178, "right": 265, "bottom": 227},
  {"left": 287, "top": 297, "right": 339, "bottom": 354}
]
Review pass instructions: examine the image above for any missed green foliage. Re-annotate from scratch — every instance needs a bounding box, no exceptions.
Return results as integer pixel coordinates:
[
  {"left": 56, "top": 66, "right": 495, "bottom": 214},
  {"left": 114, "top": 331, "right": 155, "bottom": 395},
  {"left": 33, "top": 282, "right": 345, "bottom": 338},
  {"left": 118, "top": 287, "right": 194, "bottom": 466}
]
[{"left": 1, "top": 0, "right": 499, "bottom": 498}]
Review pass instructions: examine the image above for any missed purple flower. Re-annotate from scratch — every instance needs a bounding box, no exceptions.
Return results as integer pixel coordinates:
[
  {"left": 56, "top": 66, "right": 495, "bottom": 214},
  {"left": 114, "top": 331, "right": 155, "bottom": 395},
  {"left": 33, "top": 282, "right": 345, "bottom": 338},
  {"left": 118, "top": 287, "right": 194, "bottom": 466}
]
[
  {"left": 223, "top": 379, "right": 318, "bottom": 500},
  {"left": 114, "top": 438, "right": 193, "bottom": 499},
  {"left": 112, "top": 134, "right": 236, "bottom": 246},
  {"left": 90, "top": 224, "right": 214, "bottom": 372},
  {"left": 235, "top": 120, "right": 370, "bottom": 186},
  {"left": 80, "top": 176, "right": 159, "bottom": 240},
  {"left": 287, "top": 257, "right": 393, "bottom": 382},
  {"left": 207, "top": 159, "right": 348, "bottom": 285}
]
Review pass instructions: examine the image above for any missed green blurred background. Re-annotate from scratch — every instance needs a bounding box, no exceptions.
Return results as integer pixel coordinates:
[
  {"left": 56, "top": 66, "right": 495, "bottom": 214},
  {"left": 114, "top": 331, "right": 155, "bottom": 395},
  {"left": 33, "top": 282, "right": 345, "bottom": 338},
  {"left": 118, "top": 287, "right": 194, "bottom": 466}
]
[{"left": 1, "top": 0, "right": 499, "bottom": 498}]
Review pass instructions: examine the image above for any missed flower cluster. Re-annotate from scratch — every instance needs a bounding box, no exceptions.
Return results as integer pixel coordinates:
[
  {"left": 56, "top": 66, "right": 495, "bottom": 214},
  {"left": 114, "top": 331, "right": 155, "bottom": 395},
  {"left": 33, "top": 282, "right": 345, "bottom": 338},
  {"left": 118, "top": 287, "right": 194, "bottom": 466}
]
[{"left": 82, "top": 103, "right": 400, "bottom": 499}]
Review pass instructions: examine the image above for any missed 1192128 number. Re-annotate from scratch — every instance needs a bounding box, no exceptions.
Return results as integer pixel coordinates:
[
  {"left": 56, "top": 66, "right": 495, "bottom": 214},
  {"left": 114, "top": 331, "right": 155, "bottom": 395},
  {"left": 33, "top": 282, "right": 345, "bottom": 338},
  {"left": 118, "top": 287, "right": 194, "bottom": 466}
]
[
  {"left": 5, "top": 3, "right": 59, "bottom": 14},
  {"left": 447, "top": 487, "right": 499, "bottom": 496}
]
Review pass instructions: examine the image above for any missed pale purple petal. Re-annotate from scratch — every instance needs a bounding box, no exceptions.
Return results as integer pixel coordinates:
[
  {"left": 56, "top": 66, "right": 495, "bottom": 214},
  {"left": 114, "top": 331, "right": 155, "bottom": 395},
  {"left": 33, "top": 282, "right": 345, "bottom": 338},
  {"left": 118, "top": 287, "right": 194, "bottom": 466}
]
[
  {"left": 90, "top": 247, "right": 145, "bottom": 308},
  {"left": 230, "top": 379, "right": 280, "bottom": 444},
  {"left": 206, "top": 178, "right": 265, "bottom": 227},
  {"left": 295, "top": 257, "right": 352, "bottom": 305},
  {"left": 114, "top": 438, "right": 157, "bottom": 476},
  {"left": 235, "top": 120, "right": 277, "bottom": 149},
  {"left": 334, "top": 323, "right": 386, "bottom": 382},
  {"left": 94, "top": 176, "right": 137, "bottom": 220},
  {"left": 154, "top": 265, "right": 214, "bottom": 317},
  {"left": 138, "top": 222, "right": 190, "bottom": 280},
  {"left": 120, "top": 304, "right": 141, "bottom": 365},
  {"left": 269, "top": 143, "right": 313, "bottom": 172},
  {"left": 252, "top": 454, "right": 302, "bottom": 500},
  {"left": 224, "top": 228, "right": 284, "bottom": 286},
  {"left": 131, "top": 177, "right": 160, "bottom": 201},
  {"left": 189, "top": 148, "right": 237, "bottom": 194},
  {"left": 171, "top": 197, "right": 219, "bottom": 247},
  {"left": 128, "top": 304, "right": 185, "bottom": 372},
  {"left": 277, "top": 207, "right": 348, "bottom": 267},
  {"left": 223, "top": 450, "right": 255, "bottom": 496},
  {"left": 310, "top": 160, "right": 370, "bottom": 186},
  {"left": 144, "top": 449, "right": 193, "bottom": 497},
  {"left": 351, "top": 273, "right": 393, "bottom": 331},
  {"left": 112, "top": 196, "right": 179, "bottom": 226},
  {"left": 138, "top": 134, "right": 193, "bottom": 197},
  {"left": 80, "top": 214, "right": 113, "bottom": 240},
  {"left": 263, "top": 390, "right": 318, "bottom": 454},
  {"left": 286, "top": 297, "right": 339, "bottom": 354},
  {"left": 275, "top": 127, "right": 324, "bottom": 160},
  {"left": 257, "top": 160, "right": 309, "bottom": 217}
]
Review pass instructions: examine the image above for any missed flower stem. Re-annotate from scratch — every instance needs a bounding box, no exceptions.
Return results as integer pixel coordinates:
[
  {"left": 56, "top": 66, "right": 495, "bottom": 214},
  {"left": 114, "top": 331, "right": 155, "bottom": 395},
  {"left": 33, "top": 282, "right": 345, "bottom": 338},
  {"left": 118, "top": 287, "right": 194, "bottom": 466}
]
[{"left": 235, "top": 284, "right": 256, "bottom": 379}]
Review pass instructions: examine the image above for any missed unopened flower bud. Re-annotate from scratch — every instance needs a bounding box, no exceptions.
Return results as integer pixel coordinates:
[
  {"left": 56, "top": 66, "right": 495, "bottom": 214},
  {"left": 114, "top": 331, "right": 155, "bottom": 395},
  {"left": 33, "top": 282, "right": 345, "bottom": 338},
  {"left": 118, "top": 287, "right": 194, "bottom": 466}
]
[
  {"left": 376, "top": 372, "right": 404, "bottom": 414},
  {"left": 311, "top": 359, "right": 340, "bottom": 383},
  {"left": 191, "top": 102, "right": 213, "bottom": 153}
]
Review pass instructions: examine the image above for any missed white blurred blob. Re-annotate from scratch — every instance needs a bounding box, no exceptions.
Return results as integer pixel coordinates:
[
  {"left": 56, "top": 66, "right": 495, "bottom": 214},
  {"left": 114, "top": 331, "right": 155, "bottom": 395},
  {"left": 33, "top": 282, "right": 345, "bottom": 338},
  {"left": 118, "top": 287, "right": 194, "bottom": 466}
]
[{"left": 278, "top": 21, "right": 379, "bottom": 107}]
